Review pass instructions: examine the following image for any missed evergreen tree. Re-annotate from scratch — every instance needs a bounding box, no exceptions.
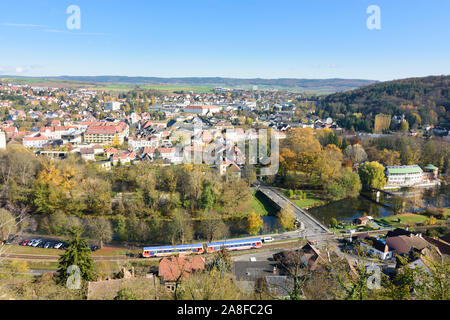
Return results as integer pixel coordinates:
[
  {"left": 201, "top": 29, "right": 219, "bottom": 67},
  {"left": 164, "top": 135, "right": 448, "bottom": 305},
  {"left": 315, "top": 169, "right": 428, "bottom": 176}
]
[{"left": 57, "top": 228, "right": 95, "bottom": 285}]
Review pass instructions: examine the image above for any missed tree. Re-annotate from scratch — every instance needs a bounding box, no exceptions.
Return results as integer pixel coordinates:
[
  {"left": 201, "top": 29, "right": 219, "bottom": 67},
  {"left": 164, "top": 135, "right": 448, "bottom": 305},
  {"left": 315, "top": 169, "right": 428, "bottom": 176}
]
[
  {"left": 168, "top": 209, "right": 193, "bottom": 244},
  {"left": 358, "top": 161, "right": 386, "bottom": 190},
  {"left": 85, "top": 217, "right": 113, "bottom": 249},
  {"left": 0, "top": 208, "right": 17, "bottom": 243},
  {"left": 400, "top": 121, "right": 409, "bottom": 132},
  {"left": 344, "top": 144, "right": 368, "bottom": 165},
  {"left": 80, "top": 178, "right": 112, "bottom": 215},
  {"left": 207, "top": 246, "right": 233, "bottom": 275},
  {"left": 199, "top": 211, "right": 229, "bottom": 242},
  {"left": 199, "top": 181, "right": 215, "bottom": 210},
  {"left": 315, "top": 144, "right": 343, "bottom": 183},
  {"left": 330, "top": 217, "right": 338, "bottom": 228},
  {"left": 325, "top": 168, "right": 361, "bottom": 200},
  {"left": 278, "top": 203, "right": 296, "bottom": 231},
  {"left": 274, "top": 245, "right": 310, "bottom": 300},
  {"left": 57, "top": 229, "right": 95, "bottom": 285},
  {"left": 280, "top": 128, "right": 322, "bottom": 176},
  {"left": 247, "top": 212, "right": 263, "bottom": 235},
  {"left": 374, "top": 114, "right": 391, "bottom": 133}
]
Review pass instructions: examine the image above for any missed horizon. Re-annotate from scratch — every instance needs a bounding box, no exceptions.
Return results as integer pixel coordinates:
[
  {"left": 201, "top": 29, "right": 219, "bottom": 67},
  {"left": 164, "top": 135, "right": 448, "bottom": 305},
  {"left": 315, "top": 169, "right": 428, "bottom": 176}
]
[{"left": 1, "top": 1, "right": 449, "bottom": 81}]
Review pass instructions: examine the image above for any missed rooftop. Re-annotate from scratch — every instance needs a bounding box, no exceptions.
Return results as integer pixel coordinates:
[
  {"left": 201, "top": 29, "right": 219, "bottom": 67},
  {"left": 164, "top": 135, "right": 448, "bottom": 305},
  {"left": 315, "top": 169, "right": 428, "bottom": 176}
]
[{"left": 386, "top": 165, "right": 423, "bottom": 175}]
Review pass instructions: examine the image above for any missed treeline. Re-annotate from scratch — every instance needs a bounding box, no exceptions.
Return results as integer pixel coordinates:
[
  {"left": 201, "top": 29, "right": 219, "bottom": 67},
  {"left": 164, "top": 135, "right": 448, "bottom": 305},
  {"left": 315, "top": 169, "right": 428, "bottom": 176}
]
[
  {"left": 0, "top": 145, "right": 258, "bottom": 245},
  {"left": 363, "top": 135, "right": 450, "bottom": 174},
  {"left": 272, "top": 128, "right": 363, "bottom": 200},
  {"left": 317, "top": 75, "right": 450, "bottom": 131}
]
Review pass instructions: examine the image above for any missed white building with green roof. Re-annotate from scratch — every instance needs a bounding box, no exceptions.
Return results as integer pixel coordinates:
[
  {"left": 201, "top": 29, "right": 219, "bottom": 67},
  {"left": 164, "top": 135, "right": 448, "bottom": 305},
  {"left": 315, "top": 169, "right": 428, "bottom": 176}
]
[
  {"left": 385, "top": 165, "right": 424, "bottom": 187},
  {"left": 385, "top": 164, "right": 440, "bottom": 189}
]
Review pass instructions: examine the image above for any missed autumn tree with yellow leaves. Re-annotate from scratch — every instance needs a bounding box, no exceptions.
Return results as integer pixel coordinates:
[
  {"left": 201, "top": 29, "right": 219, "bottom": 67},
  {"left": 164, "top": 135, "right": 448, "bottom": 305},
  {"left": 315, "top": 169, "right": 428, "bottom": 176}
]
[{"left": 247, "top": 211, "right": 263, "bottom": 235}]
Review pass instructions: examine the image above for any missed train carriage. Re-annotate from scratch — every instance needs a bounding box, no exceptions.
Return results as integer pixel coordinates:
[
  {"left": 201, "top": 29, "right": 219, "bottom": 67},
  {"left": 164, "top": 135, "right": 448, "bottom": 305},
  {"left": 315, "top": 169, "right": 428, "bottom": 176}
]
[
  {"left": 142, "top": 243, "right": 204, "bottom": 258},
  {"left": 206, "top": 238, "right": 262, "bottom": 253}
]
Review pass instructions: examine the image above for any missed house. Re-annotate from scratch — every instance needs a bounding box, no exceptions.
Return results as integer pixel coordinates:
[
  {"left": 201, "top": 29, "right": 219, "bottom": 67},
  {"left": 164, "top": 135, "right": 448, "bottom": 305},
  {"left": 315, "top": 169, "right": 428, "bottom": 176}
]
[
  {"left": 103, "top": 101, "right": 121, "bottom": 111},
  {"left": 22, "top": 135, "right": 48, "bottom": 148},
  {"left": 80, "top": 147, "right": 95, "bottom": 161},
  {"left": 105, "top": 147, "right": 118, "bottom": 158},
  {"left": 273, "top": 243, "right": 325, "bottom": 271},
  {"left": 386, "top": 234, "right": 430, "bottom": 255},
  {"left": 423, "top": 235, "right": 450, "bottom": 256},
  {"left": 353, "top": 216, "right": 372, "bottom": 226},
  {"left": 357, "top": 235, "right": 395, "bottom": 260},
  {"left": 112, "top": 151, "right": 136, "bottom": 165},
  {"left": 1, "top": 126, "right": 18, "bottom": 138},
  {"left": 158, "top": 256, "right": 205, "bottom": 290},
  {"left": 218, "top": 159, "right": 241, "bottom": 177}
]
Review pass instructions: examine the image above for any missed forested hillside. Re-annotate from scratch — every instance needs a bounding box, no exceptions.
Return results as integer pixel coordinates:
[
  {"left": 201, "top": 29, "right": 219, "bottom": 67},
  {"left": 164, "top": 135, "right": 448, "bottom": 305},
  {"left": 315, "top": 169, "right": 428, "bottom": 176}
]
[{"left": 316, "top": 76, "right": 450, "bottom": 132}]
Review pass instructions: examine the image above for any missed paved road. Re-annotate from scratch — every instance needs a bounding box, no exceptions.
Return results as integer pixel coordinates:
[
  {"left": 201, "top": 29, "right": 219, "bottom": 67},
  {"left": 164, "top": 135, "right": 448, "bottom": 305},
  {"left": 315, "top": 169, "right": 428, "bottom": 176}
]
[{"left": 258, "top": 186, "right": 331, "bottom": 237}]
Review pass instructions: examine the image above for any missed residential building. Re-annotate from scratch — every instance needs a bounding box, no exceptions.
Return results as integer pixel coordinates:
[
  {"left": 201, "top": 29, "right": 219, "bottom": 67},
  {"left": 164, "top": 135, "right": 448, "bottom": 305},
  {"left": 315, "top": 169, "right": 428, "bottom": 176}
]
[
  {"left": 84, "top": 122, "right": 129, "bottom": 145},
  {"left": 104, "top": 101, "right": 121, "bottom": 111},
  {"left": 184, "top": 105, "right": 221, "bottom": 115},
  {"left": 22, "top": 135, "right": 48, "bottom": 148}
]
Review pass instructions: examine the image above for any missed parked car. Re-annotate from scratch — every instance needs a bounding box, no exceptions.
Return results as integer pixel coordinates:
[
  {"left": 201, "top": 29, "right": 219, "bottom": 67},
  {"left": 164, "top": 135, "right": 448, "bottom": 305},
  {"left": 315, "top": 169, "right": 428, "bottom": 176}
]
[
  {"left": 44, "top": 242, "right": 53, "bottom": 249},
  {"left": 54, "top": 242, "right": 63, "bottom": 249},
  {"left": 27, "top": 239, "right": 38, "bottom": 246},
  {"left": 37, "top": 241, "right": 46, "bottom": 248},
  {"left": 88, "top": 245, "right": 99, "bottom": 251},
  {"left": 20, "top": 240, "right": 30, "bottom": 246},
  {"left": 32, "top": 239, "right": 42, "bottom": 247},
  {"left": 262, "top": 236, "right": 274, "bottom": 243}
]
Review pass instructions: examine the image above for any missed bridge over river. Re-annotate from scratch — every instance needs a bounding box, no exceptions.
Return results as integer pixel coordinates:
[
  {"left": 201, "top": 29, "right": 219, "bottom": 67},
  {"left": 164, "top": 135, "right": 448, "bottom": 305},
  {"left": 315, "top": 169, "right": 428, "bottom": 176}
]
[{"left": 258, "top": 186, "right": 332, "bottom": 238}]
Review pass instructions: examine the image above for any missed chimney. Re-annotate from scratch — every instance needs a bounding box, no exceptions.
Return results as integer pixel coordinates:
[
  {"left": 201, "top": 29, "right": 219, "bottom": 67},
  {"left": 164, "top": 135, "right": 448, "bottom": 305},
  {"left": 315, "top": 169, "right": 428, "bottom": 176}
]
[{"left": 273, "top": 266, "right": 277, "bottom": 274}]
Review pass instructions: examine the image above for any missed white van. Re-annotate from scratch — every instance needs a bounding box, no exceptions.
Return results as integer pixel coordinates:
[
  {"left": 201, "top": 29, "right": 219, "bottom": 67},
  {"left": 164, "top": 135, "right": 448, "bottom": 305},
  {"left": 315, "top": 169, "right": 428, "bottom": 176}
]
[{"left": 262, "top": 236, "right": 274, "bottom": 243}]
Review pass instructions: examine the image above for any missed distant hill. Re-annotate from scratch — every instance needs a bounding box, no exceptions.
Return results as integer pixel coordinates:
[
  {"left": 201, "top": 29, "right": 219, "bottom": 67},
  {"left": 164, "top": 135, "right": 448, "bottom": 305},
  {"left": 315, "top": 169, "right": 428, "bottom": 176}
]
[
  {"left": 317, "top": 75, "right": 450, "bottom": 131},
  {"left": 0, "top": 75, "right": 377, "bottom": 94}
]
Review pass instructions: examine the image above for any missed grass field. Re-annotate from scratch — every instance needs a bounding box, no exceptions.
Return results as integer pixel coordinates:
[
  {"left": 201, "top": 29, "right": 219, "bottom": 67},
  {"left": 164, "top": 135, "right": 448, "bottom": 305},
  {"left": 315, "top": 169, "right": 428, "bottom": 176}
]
[
  {"left": 1, "top": 77, "right": 214, "bottom": 93},
  {"left": 289, "top": 191, "right": 326, "bottom": 209},
  {"left": 247, "top": 190, "right": 279, "bottom": 216},
  {"left": 3, "top": 245, "right": 63, "bottom": 256},
  {"left": 375, "top": 213, "right": 447, "bottom": 227},
  {"left": 3, "top": 244, "right": 136, "bottom": 258}
]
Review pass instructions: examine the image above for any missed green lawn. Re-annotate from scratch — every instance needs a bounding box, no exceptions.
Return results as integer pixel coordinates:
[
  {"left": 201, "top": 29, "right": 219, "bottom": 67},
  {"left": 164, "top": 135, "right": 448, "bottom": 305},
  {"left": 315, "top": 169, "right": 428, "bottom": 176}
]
[
  {"left": 247, "top": 190, "right": 279, "bottom": 216},
  {"left": 4, "top": 245, "right": 133, "bottom": 258},
  {"left": 4, "top": 245, "right": 63, "bottom": 256},
  {"left": 290, "top": 191, "right": 326, "bottom": 209},
  {"left": 375, "top": 213, "right": 446, "bottom": 227}
]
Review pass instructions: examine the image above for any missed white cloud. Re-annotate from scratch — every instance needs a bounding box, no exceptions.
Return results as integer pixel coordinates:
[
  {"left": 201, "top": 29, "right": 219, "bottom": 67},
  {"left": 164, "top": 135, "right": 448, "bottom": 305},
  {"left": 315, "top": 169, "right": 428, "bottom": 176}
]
[
  {"left": 3, "top": 23, "right": 46, "bottom": 28},
  {"left": 15, "top": 67, "right": 24, "bottom": 73}
]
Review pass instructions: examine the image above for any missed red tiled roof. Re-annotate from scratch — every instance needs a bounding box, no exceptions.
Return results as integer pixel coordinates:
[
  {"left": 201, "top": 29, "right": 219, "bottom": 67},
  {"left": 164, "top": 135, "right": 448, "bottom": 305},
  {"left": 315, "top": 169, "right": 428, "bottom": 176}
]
[
  {"left": 23, "top": 136, "right": 48, "bottom": 141},
  {"left": 86, "top": 122, "right": 127, "bottom": 134},
  {"left": 158, "top": 256, "right": 205, "bottom": 282}
]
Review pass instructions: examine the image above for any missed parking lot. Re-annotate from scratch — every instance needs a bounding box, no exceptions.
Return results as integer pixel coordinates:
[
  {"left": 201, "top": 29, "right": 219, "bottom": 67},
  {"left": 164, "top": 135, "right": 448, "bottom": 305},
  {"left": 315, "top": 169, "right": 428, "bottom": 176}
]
[{"left": 7, "top": 235, "right": 98, "bottom": 252}]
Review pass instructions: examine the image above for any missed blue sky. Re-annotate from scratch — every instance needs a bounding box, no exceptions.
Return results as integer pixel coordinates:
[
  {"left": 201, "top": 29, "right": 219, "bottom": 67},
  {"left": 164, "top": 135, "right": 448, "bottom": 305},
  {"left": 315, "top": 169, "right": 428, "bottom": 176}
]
[{"left": 0, "top": 0, "right": 449, "bottom": 80}]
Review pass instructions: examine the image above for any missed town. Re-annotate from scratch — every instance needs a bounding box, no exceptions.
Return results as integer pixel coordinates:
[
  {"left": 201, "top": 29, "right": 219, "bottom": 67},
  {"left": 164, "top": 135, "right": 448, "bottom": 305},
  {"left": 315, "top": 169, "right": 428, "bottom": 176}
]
[{"left": 0, "top": 76, "right": 448, "bottom": 300}]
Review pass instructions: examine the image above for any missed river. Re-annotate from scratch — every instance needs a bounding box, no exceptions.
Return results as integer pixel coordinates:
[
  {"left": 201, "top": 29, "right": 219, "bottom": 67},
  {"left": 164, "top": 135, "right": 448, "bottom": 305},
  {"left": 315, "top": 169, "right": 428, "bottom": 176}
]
[{"left": 308, "top": 184, "right": 449, "bottom": 227}]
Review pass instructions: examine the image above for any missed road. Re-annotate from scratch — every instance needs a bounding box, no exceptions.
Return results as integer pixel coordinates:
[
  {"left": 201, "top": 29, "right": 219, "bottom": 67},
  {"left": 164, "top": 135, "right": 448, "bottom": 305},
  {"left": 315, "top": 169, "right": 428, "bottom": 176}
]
[{"left": 258, "top": 186, "right": 331, "bottom": 238}]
